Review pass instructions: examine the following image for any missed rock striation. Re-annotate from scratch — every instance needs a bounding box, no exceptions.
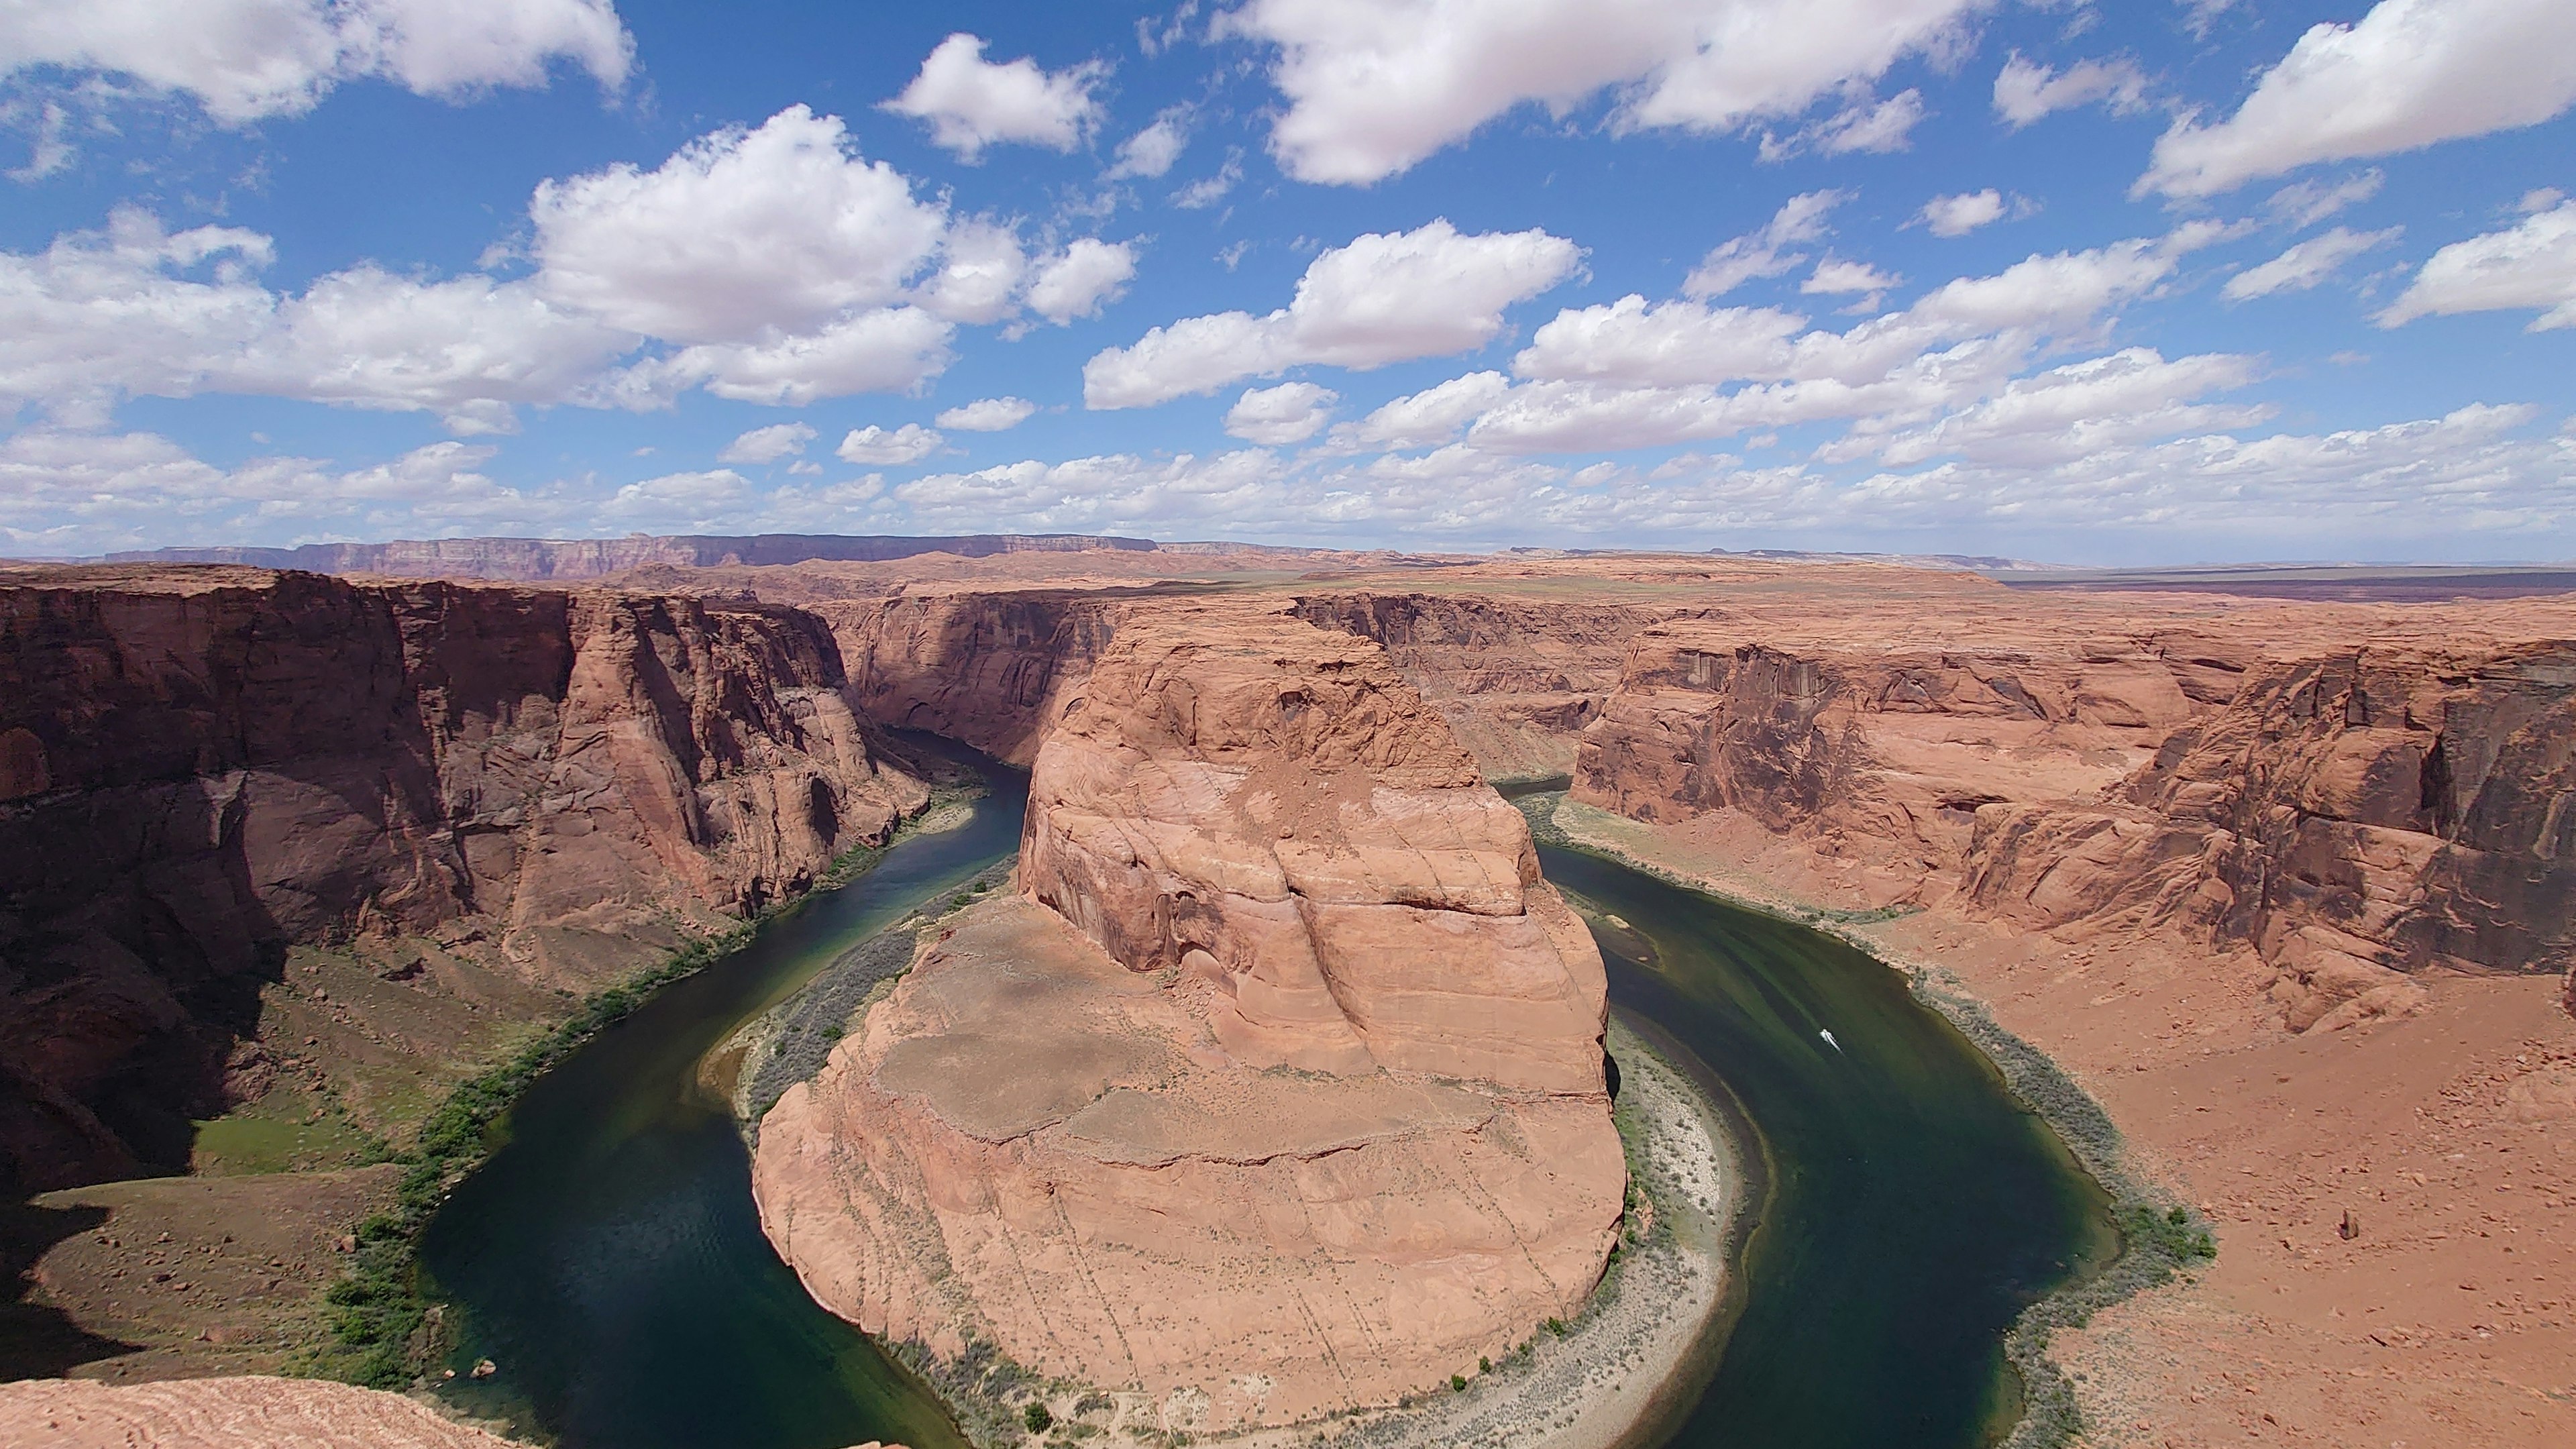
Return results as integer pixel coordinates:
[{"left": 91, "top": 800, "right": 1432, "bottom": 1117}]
[
  {"left": 0, "top": 566, "right": 925, "bottom": 1195},
  {"left": 753, "top": 602, "right": 1621, "bottom": 1433},
  {"left": 1563, "top": 593, "right": 2576, "bottom": 1025}
]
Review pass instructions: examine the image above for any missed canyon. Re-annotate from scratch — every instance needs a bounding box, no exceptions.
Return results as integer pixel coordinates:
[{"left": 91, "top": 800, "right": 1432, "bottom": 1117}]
[{"left": 3, "top": 537, "right": 2571, "bottom": 1449}]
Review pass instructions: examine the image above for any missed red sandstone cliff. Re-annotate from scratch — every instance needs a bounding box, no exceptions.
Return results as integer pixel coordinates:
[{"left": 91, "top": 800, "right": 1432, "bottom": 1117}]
[
  {"left": 753, "top": 600, "right": 1621, "bottom": 1432},
  {"left": 0, "top": 566, "right": 925, "bottom": 1195}
]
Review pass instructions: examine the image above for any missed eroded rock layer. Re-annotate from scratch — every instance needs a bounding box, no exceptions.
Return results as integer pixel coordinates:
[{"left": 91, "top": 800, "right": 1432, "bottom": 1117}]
[
  {"left": 754, "top": 602, "right": 1621, "bottom": 1432},
  {"left": 0, "top": 566, "right": 926, "bottom": 1193},
  {"left": 0, "top": 1376, "right": 527, "bottom": 1448}
]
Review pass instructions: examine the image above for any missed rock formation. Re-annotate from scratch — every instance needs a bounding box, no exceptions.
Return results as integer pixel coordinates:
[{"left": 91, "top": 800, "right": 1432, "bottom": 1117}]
[
  {"left": 0, "top": 1375, "right": 527, "bottom": 1447},
  {"left": 753, "top": 602, "right": 1622, "bottom": 1432},
  {"left": 0, "top": 566, "right": 926, "bottom": 1195}
]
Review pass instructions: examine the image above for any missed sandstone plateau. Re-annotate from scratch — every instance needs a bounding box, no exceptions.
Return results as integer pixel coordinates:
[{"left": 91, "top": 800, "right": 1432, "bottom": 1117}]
[
  {"left": 0, "top": 565, "right": 927, "bottom": 1195},
  {"left": 753, "top": 602, "right": 1623, "bottom": 1432},
  {"left": 0, "top": 1375, "right": 527, "bottom": 1447}
]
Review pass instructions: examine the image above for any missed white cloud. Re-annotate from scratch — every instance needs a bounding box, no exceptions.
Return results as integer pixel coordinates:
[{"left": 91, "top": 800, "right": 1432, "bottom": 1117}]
[
  {"left": 2378, "top": 197, "right": 2576, "bottom": 329},
  {"left": 1760, "top": 89, "right": 1926, "bottom": 160},
  {"left": 601, "top": 467, "right": 751, "bottom": 527},
  {"left": 1171, "top": 148, "right": 1243, "bottom": 209},
  {"left": 2266, "top": 170, "right": 2383, "bottom": 229},
  {"left": 718, "top": 421, "right": 816, "bottom": 464},
  {"left": 1683, "top": 190, "right": 1845, "bottom": 298},
  {"left": 882, "top": 32, "right": 1102, "bottom": 159},
  {"left": 1515, "top": 298, "right": 1807, "bottom": 387},
  {"left": 1107, "top": 107, "right": 1190, "bottom": 178},
  {"left": 837, "top": 423, "right": 944, "bottom": 465},
  {"left": 1330, "top": 370, "right": 1514, "bottom": 449},
  {"left": 1991, "top": 52, "right": 2147, "bottom": 128},
  {"left": 0, "top": 0, "right": 632, "bottom": 125},
  {"left": 1919, "top": 189, "right": 2006, "bottom": 237},
  {"left": 2222, "top": 225, "right": 2402, "bottom": 301},
  {"left": 531, "top": 105, "right": 947, "bottom": 344},
  {"left": 918, "top": 220, "right": 1028, "bottom": 325},
  {"left": 1224, "top": 380, "right": 1338, "bottom": 443},
  {"left": 1229, "top": 0, "right": 1986, "bottom": 184},
  {"left": 1803, "top": 258, "right": 1900, "bottom": 295},
  {"left": 1025, "top": 239, "right": 1138, "bottom": 324},
  {"left": 2139, "top": 0, "right": 2576, "bottom": 198},
  {"left": 1830, "top": 347, "right": 2270, "bottom": 466},
  {"left": 0, "top": 209, "right": 631, "bottom": 433},
  {"left": 0, "top": 429, "right": 543, "bottom": 553},
  {"left": 644, "top": 307, "right": 954, "bottom": 407},
  {"left": 1083, "top": 219, "right": 1580, "bottom": 408},
  {"left": 934, "top": 396, "right": 1038, "bottom": 431}
]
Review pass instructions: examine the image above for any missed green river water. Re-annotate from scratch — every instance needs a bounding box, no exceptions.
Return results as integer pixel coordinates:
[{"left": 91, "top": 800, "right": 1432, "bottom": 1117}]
[{"left": 420, "top": 771, "right": 2115, "bottom": 1448}]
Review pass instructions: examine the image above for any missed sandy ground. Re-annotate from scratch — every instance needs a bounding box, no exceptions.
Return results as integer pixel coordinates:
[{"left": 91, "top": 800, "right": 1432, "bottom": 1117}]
[
  {"left": 1548, "top": 798, "right": 2576, "bottom": 1448},
  {"left": 999, "top": 1024, "right": 1734, "bottom": 1449}
]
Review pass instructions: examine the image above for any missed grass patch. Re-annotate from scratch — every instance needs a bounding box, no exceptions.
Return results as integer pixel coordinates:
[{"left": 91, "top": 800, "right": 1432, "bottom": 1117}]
[{"left": 295, "top": 788, "right": 979, "bottom": 1391}]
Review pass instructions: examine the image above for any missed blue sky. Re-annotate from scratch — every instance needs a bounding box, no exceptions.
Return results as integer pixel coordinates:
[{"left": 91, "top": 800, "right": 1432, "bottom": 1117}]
[{"left": 3, "top": 0, "right": 2572, "bottom": 563}]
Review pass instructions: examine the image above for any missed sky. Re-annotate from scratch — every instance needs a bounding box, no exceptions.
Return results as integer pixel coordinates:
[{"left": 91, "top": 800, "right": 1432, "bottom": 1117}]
[{"left": 2, "top": 0, "right": 2573, "bottom": 564}]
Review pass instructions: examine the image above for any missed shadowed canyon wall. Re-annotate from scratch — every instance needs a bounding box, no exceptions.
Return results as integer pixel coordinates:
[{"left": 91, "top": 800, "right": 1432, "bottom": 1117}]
[{"left": 0, "top": 567, "right": 926, "bottom": 1195}]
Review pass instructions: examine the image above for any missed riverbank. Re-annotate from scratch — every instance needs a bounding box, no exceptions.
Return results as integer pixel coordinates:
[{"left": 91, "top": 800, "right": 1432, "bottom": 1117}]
[
  {"left": 739, "top": 894, "right": 1737, "bottom": 1449},
  {"left": 1528, "top": 792, "right": 2576, "bottom": 1449},
  {"left": 1518, "top": 790, "right": 2210, "bottom": 1449}
]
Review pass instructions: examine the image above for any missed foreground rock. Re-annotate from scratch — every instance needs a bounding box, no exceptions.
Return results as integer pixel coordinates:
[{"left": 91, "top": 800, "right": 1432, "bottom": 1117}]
[
  {"left": 0, "top": 1375, "right": 525, "bottom": 1447},
  {"left": 755, "top": 604, "right": 1622, "bottom": 1433},
  {"left": 0, "top": 565, "right": 926, "bottom": 1195}
]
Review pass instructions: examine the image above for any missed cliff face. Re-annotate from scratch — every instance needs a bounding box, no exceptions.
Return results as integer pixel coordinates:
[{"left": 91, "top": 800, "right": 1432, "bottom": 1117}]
[
  {"left": 1291, "top": 591, "right": 1646, "bottom": 781},
  {"left": 1568, "top": 614, "right": 2576, "bottom": 1026},
  {"left": 818, "top": 589, "right": 1120, "bottom": 765},
  {"left": 0, "top": 567, "right": 924, "bottom": 1195},
  {"left": 755, "top": 601, "right": 1621, "bottom": 1432}
]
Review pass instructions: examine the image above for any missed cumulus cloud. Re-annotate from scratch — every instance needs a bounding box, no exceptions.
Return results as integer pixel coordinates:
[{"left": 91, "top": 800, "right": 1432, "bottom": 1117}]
[
  {"left": 1458, "top": 232, "right": 2199, "bottom": 453},
  {"left": 1084, "top": 219, "right": 1580, "bottom": 408},
  {"left": 918, "top": 221, "right": 1028, "bottom": 325},
  {"left": 1107, "top": 107, "right": 1191, "bottom": 178},
  {"left": 1684, "top": 190, "right": 1845, "bottom": 298},
  {"left": 2139, "top": 0, "right": 2576, "bottom": 199},
  {"left": 1827, "top": 347, "right": 2270, "bottom": 466},
  {"left": 1991, "top": 52, "right": 2147, "bottom": 128},
  {"left": 1228, "top": 0, "right": 1985, "bottom": 184},
  {"left": 0, "top": 0, "right": 632, "bottom": 125},
  {"left": 718, "top": 421, "right": 816, "bottom": 464},
  {"left": 2222, "top": 225, "right": 2402, "bottom": 301},
  {"left": 0, "top": 428, "right": 541, "bottom": 553},
  {"left": 1330, "top": 371, "right": 1515, "bottom": 450},
  {"left": 837, "top": 423, "right": 943, "bottom": 465},
  {"left": 643, "top": 308, "right": 953, "bottom": 407},
  {"left": 1803, "top": 258, "right": 1900, "bottom": 295},
  {"left": 1224, "top": 381, "right": 1338, "bottom": 444},
  {"left": 883, "top": 32, "right": 1102, "bottom": 158},
  {"left": 1919, "top": 189, "right": 2008, "bottom": 237},
  {"left": 2378, "top": 196, "right": 2576, "bottom": 329},
  {"left": 1025, "top": 239, "right": 1138, "bottom": 324},
  {"left": 0, "top": 209, "right": 632, "bottom": 433},
  {"left": 934, "top": 396, "right": 1038, "bottom": 431},
  {"left": 531, "top": 105, "right": 945, "bottom": 343}
]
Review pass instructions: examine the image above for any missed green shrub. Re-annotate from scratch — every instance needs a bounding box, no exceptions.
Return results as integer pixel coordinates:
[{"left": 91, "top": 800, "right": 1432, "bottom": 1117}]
[
  {"left": 1024, "top": 1401, "right": 1053, "bottom": 1434},
  {"left": 1450, "top": 1374, "right": 1466, "bottom": 1392}
]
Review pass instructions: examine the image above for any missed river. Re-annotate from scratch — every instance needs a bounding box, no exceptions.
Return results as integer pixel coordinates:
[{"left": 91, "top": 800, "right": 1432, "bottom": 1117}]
[{"left": 421, "top": 771, "right": 2113, "bottom": 1449}]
